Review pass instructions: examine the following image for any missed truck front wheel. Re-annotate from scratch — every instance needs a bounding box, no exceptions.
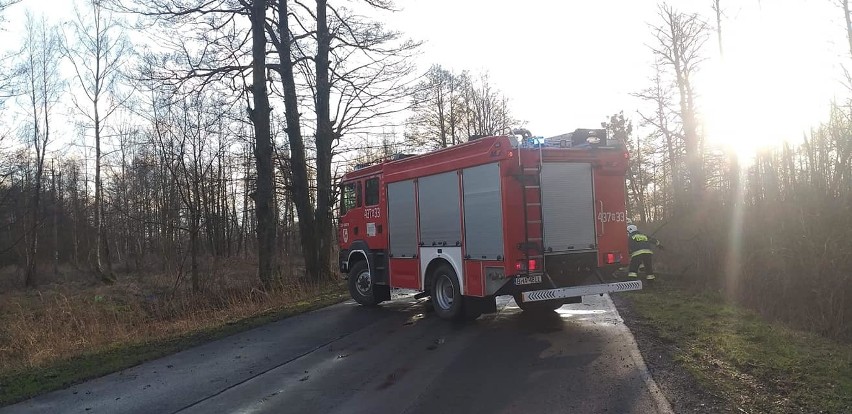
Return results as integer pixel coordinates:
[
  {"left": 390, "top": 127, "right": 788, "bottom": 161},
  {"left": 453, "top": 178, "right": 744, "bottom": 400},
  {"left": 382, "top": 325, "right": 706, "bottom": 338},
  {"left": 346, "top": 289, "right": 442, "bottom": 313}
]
[
  {"left": 431, "top": 264, "right": 463, "bottom": 320},
  {"left": 348, "top": 260, "right": 379, "bottom": 306}
]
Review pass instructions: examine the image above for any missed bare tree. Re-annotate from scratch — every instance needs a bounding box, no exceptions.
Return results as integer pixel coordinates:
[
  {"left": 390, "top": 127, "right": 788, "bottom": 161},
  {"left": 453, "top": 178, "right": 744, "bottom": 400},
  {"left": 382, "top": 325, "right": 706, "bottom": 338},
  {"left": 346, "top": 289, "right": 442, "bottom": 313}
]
[
  {"left": 112, "top": 0, "right": 279, "bottom": 286},
  {"left": 405, "top": 68, "right": 517, "bottom": 149},
  {"left": 840, "top": 0, "right": 852, "bottom": 58},
  {"left": 0, "top": 0, "right": 22, "bottom": 96},
  {"left": 64, "top": 0, "right": 131, "bottom": 283},
  {"left": 460, "top": 72, "right": 516, "bottom": 138},
  {"left": 604, "top": 112, "right": 650, "bottom": 222},
  {"left": 632, "top": 61, "right": 683, "bottom": 214},
  {"left": 265, "top": 0, "right": 308, "bottom": 284},
  {"left": 650, "top": 3, "right": 709, "bottom": 205},
  {"left": 406, "top": 65, "right": 462, "bottom": 149},
  {"left": 267, "top": 0, "right": 418, "bottom": 282},
  {"left": 712, "top": 0, "right": 724, "bottom": 58},
  {"left": 107, "top": 0, "right": 418, "bottom": 284},
  {"left": 0, "top": 0, "right": 20, "bottom": 161},
  {"left": 18, "top": 13, "right": 64, "bottom": 287},
  {"left": 249, "top": 0, "right": 276, "bottom": 286},
  {"left": 148, "top": 88, "right": 221, "bottom": 291},
  {"left": 0, "top": 0, "right": 18, "bottom": 16}
]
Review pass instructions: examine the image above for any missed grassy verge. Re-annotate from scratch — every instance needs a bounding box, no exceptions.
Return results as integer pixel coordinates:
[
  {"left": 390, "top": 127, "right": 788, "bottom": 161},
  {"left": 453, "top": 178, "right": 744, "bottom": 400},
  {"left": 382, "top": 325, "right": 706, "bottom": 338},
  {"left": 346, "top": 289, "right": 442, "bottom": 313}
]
[
  {"left": 0, "top": 286, "right": 347, "bottom": 406},
  {"left": 624, "top": 282, "right": 851, "bottom": 413}
]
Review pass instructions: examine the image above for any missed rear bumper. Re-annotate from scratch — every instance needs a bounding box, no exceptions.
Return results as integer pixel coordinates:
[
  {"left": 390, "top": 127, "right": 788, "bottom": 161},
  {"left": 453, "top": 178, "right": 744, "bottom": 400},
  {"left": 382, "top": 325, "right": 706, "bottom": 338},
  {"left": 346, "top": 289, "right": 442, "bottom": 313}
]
[{"left": 519, "top": 280, "right": 642, "bottom": 303}]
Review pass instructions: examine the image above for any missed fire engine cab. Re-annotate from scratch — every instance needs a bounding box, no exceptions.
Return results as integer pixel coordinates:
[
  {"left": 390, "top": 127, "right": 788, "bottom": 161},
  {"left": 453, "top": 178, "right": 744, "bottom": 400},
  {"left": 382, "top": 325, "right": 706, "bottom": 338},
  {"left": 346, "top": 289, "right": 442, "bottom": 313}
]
[{"left": 337, "top": 129, "right": 642, "bottom": 320}]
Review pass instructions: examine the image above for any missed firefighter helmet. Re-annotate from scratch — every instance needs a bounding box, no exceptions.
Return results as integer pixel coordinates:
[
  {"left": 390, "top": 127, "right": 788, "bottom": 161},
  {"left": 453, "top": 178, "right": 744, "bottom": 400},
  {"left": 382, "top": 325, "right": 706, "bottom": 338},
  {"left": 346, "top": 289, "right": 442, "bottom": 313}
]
[{"left": 627, "top": 224, "right": 638, "bottom": 234}]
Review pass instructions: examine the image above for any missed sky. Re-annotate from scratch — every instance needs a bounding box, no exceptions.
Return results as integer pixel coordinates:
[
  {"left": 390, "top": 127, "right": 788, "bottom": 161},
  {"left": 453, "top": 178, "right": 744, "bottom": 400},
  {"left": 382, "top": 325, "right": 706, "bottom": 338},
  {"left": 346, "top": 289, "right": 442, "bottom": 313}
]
[
  {"left": 2, "top": 0, "right": 848, "bottom": 160},
  {"left": 389, "top": 0, "right": 847, "bottom": 157},
  {"left": 392, "top": 0, "right": 660, "bottom": 137}
]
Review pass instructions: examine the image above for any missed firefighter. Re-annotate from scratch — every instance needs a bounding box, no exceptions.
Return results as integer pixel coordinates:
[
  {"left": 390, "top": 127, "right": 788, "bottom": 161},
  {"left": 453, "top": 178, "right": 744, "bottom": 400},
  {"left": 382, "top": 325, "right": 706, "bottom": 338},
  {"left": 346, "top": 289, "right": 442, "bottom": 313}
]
[{"left": 627, "top": 224, "right": 663, "bottom": 280}]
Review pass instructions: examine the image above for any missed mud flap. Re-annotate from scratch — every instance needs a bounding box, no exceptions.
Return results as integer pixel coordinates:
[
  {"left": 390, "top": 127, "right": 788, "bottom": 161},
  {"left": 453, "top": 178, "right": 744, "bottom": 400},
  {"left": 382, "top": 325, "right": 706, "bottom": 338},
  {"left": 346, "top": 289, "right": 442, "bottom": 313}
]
[{"left": 374, "top": 284, "right": 391, "bottom": 302}]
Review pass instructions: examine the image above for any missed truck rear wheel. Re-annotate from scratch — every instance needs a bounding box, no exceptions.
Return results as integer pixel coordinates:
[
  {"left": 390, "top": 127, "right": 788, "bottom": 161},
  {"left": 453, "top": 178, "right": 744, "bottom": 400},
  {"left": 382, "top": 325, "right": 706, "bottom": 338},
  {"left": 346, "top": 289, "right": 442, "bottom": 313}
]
[
  {"left": 348, "top": 260, "right": 379, "bottom": 306},
  {"left": 431, "top": 264, "right": 463, "bottom": 320},
  {"left": 513, "top": 294, "right": 562, "bottom": 312}
]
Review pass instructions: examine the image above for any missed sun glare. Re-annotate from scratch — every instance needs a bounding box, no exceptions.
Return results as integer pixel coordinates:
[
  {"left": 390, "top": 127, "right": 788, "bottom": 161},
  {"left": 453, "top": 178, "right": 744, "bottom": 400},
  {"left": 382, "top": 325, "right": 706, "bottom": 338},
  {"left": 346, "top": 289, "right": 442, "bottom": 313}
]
[
  {"left": 704, "top": 58, "right": 829, "bottom": 165},
  {"left": 703, "top": 63, "right": 782, "bottom": 164},
  {"left": 702, "top": 2, "right": 837, "bottom": 165}
]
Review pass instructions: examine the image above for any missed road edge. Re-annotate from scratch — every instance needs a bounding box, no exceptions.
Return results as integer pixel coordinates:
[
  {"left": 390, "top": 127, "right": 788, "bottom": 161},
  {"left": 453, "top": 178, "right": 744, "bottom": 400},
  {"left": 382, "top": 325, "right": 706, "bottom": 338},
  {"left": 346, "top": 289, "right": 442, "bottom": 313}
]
[{"left": 604, "top": 294, "right": 674, "bottom": 414}]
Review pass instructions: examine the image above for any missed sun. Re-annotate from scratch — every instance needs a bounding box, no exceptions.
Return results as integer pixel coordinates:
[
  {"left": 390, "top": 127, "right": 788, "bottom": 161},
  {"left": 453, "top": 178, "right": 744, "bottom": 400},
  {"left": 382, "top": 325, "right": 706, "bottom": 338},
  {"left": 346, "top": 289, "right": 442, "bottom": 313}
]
[
  {"left": 702, "top": 64, "right": 770, "bottom": 164},
  {"left": 700, "top": 3, "right": 837, "bottom": 165},
  {"left": 702, "top": 57, "right": 830, "bottom": 165}
]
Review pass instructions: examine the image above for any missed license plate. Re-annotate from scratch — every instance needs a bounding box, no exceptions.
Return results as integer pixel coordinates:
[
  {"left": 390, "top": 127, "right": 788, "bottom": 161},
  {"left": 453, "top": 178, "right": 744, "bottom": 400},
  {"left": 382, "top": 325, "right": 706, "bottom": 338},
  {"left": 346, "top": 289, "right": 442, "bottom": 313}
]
[{"left": 514, "top": 275, "right": 542, "bottom": 285}]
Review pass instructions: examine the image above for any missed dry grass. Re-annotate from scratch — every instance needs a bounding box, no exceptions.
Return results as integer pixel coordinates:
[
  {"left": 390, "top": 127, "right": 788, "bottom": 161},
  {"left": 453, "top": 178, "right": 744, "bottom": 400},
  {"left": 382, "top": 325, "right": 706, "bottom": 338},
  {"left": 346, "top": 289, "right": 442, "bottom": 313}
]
[
  {"left": 625, "top": 280, "right": 852, "bottom": 413},
  {"left": 0, "top": 258, "right": 345, "bottom": 398},
  {"left": 644, "top": 196, "right": 852, "bottom": 342}
]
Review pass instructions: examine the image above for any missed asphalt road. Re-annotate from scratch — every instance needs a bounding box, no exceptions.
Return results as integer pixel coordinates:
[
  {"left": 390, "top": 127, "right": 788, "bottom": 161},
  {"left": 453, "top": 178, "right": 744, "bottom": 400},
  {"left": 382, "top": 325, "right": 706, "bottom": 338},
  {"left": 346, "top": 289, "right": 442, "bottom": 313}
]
[{"left": 2, "top": 293, "right": 672, "bottom": 414}]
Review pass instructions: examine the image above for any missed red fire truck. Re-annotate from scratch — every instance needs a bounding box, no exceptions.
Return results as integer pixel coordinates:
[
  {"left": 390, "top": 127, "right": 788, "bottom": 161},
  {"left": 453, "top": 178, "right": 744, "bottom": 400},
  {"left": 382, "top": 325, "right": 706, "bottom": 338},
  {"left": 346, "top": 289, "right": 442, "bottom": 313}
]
[{"left": 337, "top": 129, "right": 642, "bottom": 320}]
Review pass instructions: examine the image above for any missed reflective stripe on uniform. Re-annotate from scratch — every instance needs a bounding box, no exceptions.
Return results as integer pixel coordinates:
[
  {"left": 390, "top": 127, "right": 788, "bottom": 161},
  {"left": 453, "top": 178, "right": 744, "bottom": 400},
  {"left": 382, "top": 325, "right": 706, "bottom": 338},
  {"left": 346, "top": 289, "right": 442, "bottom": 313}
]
[{"left": 631, "top": 249, "right": 653, "bottom": 257}]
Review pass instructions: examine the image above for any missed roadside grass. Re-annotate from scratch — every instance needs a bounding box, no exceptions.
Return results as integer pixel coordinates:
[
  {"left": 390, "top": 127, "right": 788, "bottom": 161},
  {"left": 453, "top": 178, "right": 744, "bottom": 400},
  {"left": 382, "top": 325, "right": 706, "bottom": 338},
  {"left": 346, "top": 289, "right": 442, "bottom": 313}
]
[
  {"left": 0, "top": 268, "right": 348, "bottom": 406},
  {"left": 625, "top": 281, "right": 851, "bottom": 413}
]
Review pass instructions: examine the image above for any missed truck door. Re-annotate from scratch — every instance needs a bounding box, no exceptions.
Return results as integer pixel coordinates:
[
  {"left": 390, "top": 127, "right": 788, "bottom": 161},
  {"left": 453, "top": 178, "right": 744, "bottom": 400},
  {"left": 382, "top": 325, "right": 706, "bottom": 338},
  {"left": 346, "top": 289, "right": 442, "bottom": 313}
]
[{"left": 539, "top": 162, "right": 597, "bottom": 253}]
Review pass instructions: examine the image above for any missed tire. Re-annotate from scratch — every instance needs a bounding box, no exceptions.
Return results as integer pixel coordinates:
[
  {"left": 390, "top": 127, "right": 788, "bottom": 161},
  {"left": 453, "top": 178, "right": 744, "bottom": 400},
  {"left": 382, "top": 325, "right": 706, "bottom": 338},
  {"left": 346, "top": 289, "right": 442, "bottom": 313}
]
[
  {"left": 513, "top": 293, "right": 562, "bottom": 313},
  {"left": 348, "top": 260, "right": 379, "bottom": 306},
  {"left": 431, "top": 263, "right": 464, "bottom": 320}
]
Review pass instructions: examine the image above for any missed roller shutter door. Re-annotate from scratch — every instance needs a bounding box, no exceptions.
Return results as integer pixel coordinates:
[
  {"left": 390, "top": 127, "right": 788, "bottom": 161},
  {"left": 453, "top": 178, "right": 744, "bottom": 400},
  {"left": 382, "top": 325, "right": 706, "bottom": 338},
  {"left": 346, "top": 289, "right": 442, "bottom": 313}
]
[{"left": 540, "top": 162, "right": 596, "bottom": 253}]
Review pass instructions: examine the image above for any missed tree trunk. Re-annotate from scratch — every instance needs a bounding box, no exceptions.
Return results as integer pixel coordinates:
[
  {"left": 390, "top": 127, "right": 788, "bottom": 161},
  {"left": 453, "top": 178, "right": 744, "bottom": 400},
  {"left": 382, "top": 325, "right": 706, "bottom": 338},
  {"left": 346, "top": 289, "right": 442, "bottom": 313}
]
[
  {"left": 437, "top": 85, "right": 447, "bottom": 148},
  {"left": 250, "top": 0, "right": 277, "bottom": 287},
  {"left": 53, "top": 166, "right": 59, "bottom": 277},
  {"left": 633, "top": 136, "right": 648, "bottom": 223},
  {"left": 714, "top": 0, "right": 723, "bottom": 58},
  {"left": 241, "top": 146, "right": 249, "bottom": 257},
  {"left": 94, "top": 112, "right": 113, "bottom": 283},
  {"left": 71, "top": 167, "right": 79, "bottom": 267},
  {"left": 190, "top": 208, "right": 200, "bottom": 291},
  {"left": 272, "top": 0, "right": 319, "bottom": 282},
  {"left": 25, "top": 135, "right": 44, "bottom": 288},
  {"left": 314, "top": 0, "right": 334, "bottom": 282},
  {"left": 845, "top": 0, "right": 852, "bottom": 58},
  {"left": 24, "top": 172, "right": 41, "bottom": 288},
  {"left": 672, "top": 64, "right": 703, "bottom": 205}
]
